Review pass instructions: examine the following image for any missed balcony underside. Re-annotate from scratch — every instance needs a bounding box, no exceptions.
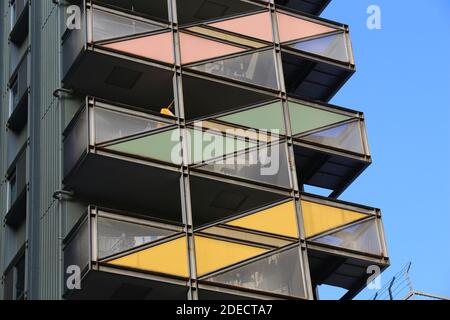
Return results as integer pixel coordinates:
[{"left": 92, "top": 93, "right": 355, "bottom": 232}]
[
  {"left": 308, "top": 246, "right": 389, "bottom": 299},
  {"left": 64, "top": 153, "right": 182, "bottom": 224},
  {"left": 282, "top": 50, "right": 354, "bottom": 102},
  {"left": 294, "top": 143, "right": 370, "bottom": 197},
  {"left": 63, "top": 49, "right": 174, "bottom": 114},
  {"left": 275, "top": 0, "right": 331, "bottom": 15},
  {"left": 66, "top": 269, "right": 188, "bottom": 300}
]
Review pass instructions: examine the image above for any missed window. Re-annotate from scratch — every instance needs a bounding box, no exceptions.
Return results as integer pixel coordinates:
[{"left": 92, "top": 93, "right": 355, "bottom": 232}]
[
  {"left": 3, "top": 253, "right": 26, "bottom": 300},
  {"left": 7, "top": 173, "right": 17, "bottom": 210},
  {"left": 9, "top": 77, "right": 19, "bottom": 116},
  {"left": 10, "top": 0, "right": 16, "bottom": 30}
]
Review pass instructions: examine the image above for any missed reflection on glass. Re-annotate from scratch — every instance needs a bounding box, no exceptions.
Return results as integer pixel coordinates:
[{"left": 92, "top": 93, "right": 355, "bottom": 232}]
[
  {"left": 189, "top": 49, "right": 279, "bottom": 89},
  {"left": 206, "top": 247, "right": 305, "bottom": 298},
  {"left": 64, "top": 220, "right": 90, "bottom": 278},
  {"left": 299, "top": 121, "right": 364, "bottom": 154},
  {"left": 290, "top": 32, "right": 349, "bottom": 63},
  {"left": 312, "top": 218, "right": 382, "bottom": 256},
  {"left": 198, "top": 143, "right": 291, "bottom": 188},
  {"left": 92, "top": 8, "right": 162, "bottom": 42},
  {"left": 94, "top": 107, "right": 169, "bottom": 144},
  {"left": 97, "top": 217, "right": 175, "bottom": 259},
  {"left": 64, "top": 110, "right": 88, "bottom": 178}
]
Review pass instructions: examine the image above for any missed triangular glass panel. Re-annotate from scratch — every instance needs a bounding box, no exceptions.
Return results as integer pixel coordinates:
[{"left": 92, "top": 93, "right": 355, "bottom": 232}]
[
  {"left": 277, "top": 12, "right": 337, "bottom": 43},
  {"left": 302, "top": 200, "right": 367, "bottom": 238},
  {"left": 94, "top": 0, "right": 169, "bottom": 22},
  {"left": 207, "top": 11, "right": 273, "bottom": 42},
  {"left": 105, "top": 128, "right": 182, "bottom": 165},
  {"left": 187, "top": 127, "right": 258, "bottom": 165},
  {"left": 195, "top": 236, "right": 269, "bottom": 276},
  {"left": 94, "top": 107, "right": 172, "bottom": 145},
  {"left": 217, "top": 101, "right": 285, "bottom": 134},
  {"left": 197, "top": 143, "right": 291, "bottom": 188},
  {"left": 180, "top": 32, "right": 247, "bottom": 65},
  {"left": 97, "top": 216, "right": 178, "bottom": 259},
  {"left": 288, "top": 101, "right": 351, "bottom": 135},
  {"left": 91, "top": 8, "right": 164, "bottom": 43},
  {"left": 102, "top": 32, "right": 174, "bottom": 64},
  {"left": 107, "top": 236, "right": 189, "bottom": 277},
  {"left": 226, "top": 201, "right": 298, "bottom": 238},
  {"left": 188, "top": 49, "right": 279, "bottom": 89},
  {"left": 205, "top": 246, "right": 306, "bottom": 298},
  {"left": 311, "top": 218, "right": 383, "bottom": 256},
  {"left": 290, "top": 32, "right": 350, "bottom": 63},
  {"left": 299, "top": 121, "right": 364, "bottom": 154}
]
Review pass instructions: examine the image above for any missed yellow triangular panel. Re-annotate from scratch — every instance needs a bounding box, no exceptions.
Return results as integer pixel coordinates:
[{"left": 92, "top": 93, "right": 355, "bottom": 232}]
[
  {"left": 226, "top": 201, "right": 299, "bottom": 238},
  {"left": 302, "top": 201, "right": 367, "bottom": 238},
  {"left": 107, "top": 237, "right": 189, "bottom": 278},
  {"left": 195, "top": 236, "right": 268, "bottom": 277}
]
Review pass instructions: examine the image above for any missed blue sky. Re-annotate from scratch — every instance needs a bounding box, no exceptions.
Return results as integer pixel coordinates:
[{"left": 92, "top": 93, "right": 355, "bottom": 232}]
[{"left": 317, "top": 0, "right": 450, "bottom": 299}]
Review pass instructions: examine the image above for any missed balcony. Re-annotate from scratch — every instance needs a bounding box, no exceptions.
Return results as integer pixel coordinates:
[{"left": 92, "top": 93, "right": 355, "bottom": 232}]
[
  {"left": 288, "top": 98, "right": 371, "bottom": 197},
  {"left": 63, "top": 206, "right": 189, "bottom": 299},
  {"left": 7, "top": 54, "right": 28, "bottom": 132},
  {"left": 63, "top": 97, "right": 183, "bottom": 224},
  {"left": 9, "top": 0, "right": 29, "bottom": 45},
  {"left": 62, "top": 3, "right": 174, "bottom": 114},
  {"left": 274, "top": 0, "right": 331, "bottom": 15},
  {"left": 301, "top": 194, "right": 389, "bottom": 299}
]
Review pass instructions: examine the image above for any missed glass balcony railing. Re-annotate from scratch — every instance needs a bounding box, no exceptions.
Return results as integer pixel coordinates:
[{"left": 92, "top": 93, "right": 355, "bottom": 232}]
[
  {"left": 62, "top": 97, "right": 182, "bottom": 223},
  {"left": 63, "top": 206, "right": 188, "bottom": 300},
  {"left": 5, "top": 146, "right": 27, "bottom": 229},
  {"left": 301, "top": 193, "right": 389, "bottom": 299},
  {"left": 7, "top": 53, "right": 28, "bottom": 132}
]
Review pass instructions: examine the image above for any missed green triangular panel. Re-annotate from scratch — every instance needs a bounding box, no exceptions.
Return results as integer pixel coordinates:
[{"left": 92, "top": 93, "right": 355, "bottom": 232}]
[
  {"left": 105, "top": 129, "right": 182, "bottom": 165},
  {"left": 288, "top": 102, "right": 351, "bottom": 135},
  {"left": 217, "top": 102, "right": 285, "bottom": 134},
  {"left": 205, "top": 246, "right": 305, "bottom": 298}
]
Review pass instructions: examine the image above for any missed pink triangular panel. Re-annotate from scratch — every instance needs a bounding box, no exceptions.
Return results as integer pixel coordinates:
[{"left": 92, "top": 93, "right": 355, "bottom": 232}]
[
  {"left": 102, "top": 32, "right": 174, "bottom": 64},
  {"left": 179, "top": 32, "right": 247, "bottom": 65},
  {"left": 208, "top": 11, "right": 273, "bottom": 42},
  {"left": 277, "top": 12, "right": 337, "bottom": 43}
]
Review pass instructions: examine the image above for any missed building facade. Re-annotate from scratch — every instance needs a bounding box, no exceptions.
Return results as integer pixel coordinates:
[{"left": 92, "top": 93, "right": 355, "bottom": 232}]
[{"left": 0, "top": 0, "right": 389, "bottom": 300}]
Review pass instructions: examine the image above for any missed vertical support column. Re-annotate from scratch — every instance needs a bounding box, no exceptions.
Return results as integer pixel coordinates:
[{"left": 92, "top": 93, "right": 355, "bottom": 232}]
[
  {"left": 169, "top": 0, "right": 198, "bottom": 301},
  {"left": 269, "top": 1, "right": 314, "bottom": 300}
]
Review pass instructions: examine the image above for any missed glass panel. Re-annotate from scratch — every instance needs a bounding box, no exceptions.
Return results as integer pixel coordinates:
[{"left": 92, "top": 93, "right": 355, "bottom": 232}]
[
  {"left": 15, "top": 255, "right": 25, "bottom": 300},
  {"left": 290, "top": 32, "right": 350, "bottom": 63},
  {"left": 94, "top": 107, "right": 170, "bottom": 144},
  {"left": 189, "top": 49, "right": 279, "bottom": 89},
  {"left": 289, "top": 101, "right": 351, "bottom": 135},
  {"left": 197, "top": 143, "right": 291, "bottom": 188},
  {"left": 217, "top": 101, "right": 285, "bottom": 134},
  {"left": 63, "top": 5, "right": 85, "bottom": 78},
  {"left": 206, "top": 246, "right": 305, "bottom": 298},
  {"left": 64, "top": 110, "right": 88, "bottom": 178},
  {"left": 102, "top": 32, "right": 174, "bottom": 64},
  {"left": 4, "top": 268, "right": 13, "bottom": 300},
  {"left": 91, "top": 8, "right": 162, "bottom": 42},
  {"left": 201, "top": 226, "right": 293, "bottom": 248},
  {"left": 186, "top": 26, "right": 266, "bottom": 49},
  {"left": 312, "top": 218, "right": 383, "bottom": 256},
  {"left": 97, "top": 216, "right": 176, "bottom": 259},
  {"left": 64, "top": 220, "right": 90, "bottom": 280},
  {"left": 180, "top": 32, "right": 246, "bottom": 65},
  {"left": 187, "top": 127, "right": 258, "bottom": 165},
  {"left": 277, "top": 12, "right": 336, "bottom": 43},
  {"left": 299, "top": 121, "right": 364, "bottom": 154},
  {"left": 105, "top": 128, "right": 182, "bottom": 165},
  {"left": 207, "top": 11, "right": 273, "bottom": 42}
]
